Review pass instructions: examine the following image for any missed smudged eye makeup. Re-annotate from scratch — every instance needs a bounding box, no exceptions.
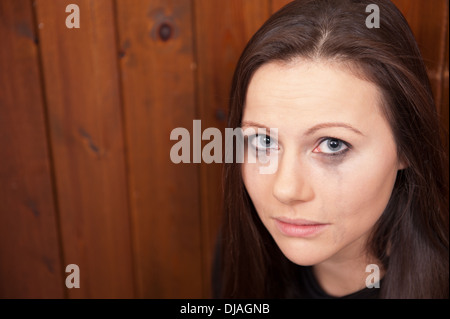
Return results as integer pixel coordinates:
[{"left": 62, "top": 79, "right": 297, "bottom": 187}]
[
  {"left": 313, "top": 137, "right": 351, "bottom": 157},
  {"left": 245, "top": 132, "right": 351, "bottom": 159}
]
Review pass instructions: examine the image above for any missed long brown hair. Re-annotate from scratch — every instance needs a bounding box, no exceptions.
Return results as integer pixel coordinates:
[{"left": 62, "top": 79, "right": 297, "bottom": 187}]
[{"left": 217, "top": 0, "right": 449, "bottom": 298}]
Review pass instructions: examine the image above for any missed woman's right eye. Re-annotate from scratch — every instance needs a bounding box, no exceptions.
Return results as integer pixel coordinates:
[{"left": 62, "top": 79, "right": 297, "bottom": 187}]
[{"left": 248, "top": 134, "right": 279, "bottom": 152}]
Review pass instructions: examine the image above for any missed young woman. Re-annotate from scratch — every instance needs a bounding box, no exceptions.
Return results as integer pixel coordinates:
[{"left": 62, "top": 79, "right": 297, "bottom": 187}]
[{"left": 214, "top": 0, "right": 449, "bottom": 298}]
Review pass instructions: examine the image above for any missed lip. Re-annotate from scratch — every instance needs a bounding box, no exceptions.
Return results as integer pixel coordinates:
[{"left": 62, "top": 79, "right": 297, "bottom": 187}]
[{"left": 274, "top": 217, "right": 329, "bottom": 238}]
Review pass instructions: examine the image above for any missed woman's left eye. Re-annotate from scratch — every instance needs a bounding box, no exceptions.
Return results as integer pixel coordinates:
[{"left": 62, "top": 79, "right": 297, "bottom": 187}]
[{"left": 313, "top": 138, "right": 349, "bottom": 155}]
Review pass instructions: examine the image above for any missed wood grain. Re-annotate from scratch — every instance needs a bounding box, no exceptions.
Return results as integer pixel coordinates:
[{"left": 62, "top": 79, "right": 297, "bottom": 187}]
[
  {"left": 271, "top": 0, "right": 294, "bottom": 13},
  {"left": 443, "top": 20, "right": 449, "bottom": 139},
  {"left": 441, "top": 20, "right": 449, "bottom": 175},
  {"left": 115, "top": 0, "right": 203, "bottom": 298},
  {"left": 194, "top": 0, "right": 271, "bottom": 297},
  {"left": 34, "top": 0, "right": 134, "bottom": 298},
  {"left": 393, "top": 0, "right": 449, "bottom": 115},
  {"left": 0, "top": 0, "right": 64, "bottom": 298}
]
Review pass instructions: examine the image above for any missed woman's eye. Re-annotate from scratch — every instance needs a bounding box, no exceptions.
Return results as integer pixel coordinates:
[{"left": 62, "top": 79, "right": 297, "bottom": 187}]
[
  {"left": 248, "top": 134, "right": 278, "bottom": 151},
  {"left": 313, "top": 138, "right": 349, "bottom": 155}
]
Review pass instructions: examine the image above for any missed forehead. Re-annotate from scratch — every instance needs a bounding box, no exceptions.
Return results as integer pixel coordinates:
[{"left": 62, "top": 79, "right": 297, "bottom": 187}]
[{"left": 243, "top": 60, "right": 384, "bottom": 127}]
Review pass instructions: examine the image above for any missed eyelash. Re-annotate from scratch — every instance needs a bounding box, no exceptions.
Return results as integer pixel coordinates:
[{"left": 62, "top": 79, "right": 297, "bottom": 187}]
[
  {"left": 247, "top": 134, "right": 278, "bottom": 153},
  {"left": 245, "top": 134, "right": 351, "bottom": 158},
  {"left": 315, "top": 137, "right": 352, "bottom": 157}
]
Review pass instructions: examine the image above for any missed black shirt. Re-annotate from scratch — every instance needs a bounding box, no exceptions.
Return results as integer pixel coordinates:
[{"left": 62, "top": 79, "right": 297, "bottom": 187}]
[
  {"left": 211, "top": 237, "right": 381, "bottom": 299},
  {"left": 298, "top": 266, "right": 381, "bottom": 299}
]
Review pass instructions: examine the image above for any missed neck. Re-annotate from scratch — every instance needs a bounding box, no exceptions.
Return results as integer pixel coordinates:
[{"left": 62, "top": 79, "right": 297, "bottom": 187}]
[{"left": 312, "top": 240, "right": 383, "bottom": 297}]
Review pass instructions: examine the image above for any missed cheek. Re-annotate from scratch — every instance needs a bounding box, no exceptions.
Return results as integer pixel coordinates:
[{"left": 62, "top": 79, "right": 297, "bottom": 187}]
[
  {"left": 241, "top": 162, "right": 273, "bottom": 215},
  {"left": 319, "top": 151, "right": 398, "bottom": 237}
]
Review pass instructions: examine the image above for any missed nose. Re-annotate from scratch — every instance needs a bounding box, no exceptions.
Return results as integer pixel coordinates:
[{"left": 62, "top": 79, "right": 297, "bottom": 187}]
[{"left": 272, "top": 150, "right": 315, "bottom": 205}]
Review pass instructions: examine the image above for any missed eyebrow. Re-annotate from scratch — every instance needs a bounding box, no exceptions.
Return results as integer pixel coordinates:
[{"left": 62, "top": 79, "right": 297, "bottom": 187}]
[
  {"left": 241, "top": 121, "right": 270, "bottom": 130},
  {"left": 241, "top": 121, "right": 364, "bottom": 136},
  {"left": 304, "top": 122, "right": 365, "bottom": 136}
]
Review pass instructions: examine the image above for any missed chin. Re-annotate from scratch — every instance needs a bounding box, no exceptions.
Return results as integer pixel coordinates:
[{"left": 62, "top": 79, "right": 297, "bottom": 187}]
[{"left": 274, "top": 238, "right": 332, "bottom": 267}]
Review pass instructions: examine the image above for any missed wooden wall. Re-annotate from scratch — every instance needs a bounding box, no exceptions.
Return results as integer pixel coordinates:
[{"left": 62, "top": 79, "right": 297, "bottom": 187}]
[{"left": 0, "top": 0, "right": 448, "bottom": 298}]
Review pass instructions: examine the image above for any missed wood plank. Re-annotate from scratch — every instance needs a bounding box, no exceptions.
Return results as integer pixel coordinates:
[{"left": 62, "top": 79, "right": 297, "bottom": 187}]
[
  {"left": 441, "top": 19, "right": 449, "bottom": 171},
  {"left": 392, "top": 0, "right": 448, "bottom": 113},
  {"left": 115, "top": 0, "right": 203, "bottom": 298},
  {"left": 271, "top": 0, "right": 294, "bottom": 13},
  {"left": 34, "top": 0, "right": 134, "bottom": 298},
  {"left": 439, "top": 5, "right": 449, "bottom": 143},
  {"left": 0, "top": 0, "right": 64, "bottom": 298},
  {"left": 194, "top": 0, "right": 271, "bottom": 297}
]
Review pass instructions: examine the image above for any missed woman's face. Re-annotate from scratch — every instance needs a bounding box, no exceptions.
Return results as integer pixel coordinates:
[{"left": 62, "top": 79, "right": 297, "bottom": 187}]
[{"left": 241, "top": 60, "right": 403, "bottom": 266}]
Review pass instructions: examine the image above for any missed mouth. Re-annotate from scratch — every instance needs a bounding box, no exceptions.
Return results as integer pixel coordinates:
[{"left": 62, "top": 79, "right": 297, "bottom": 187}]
[{"left": 273, "top": 217, "right": 329, "bottom": 238}]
